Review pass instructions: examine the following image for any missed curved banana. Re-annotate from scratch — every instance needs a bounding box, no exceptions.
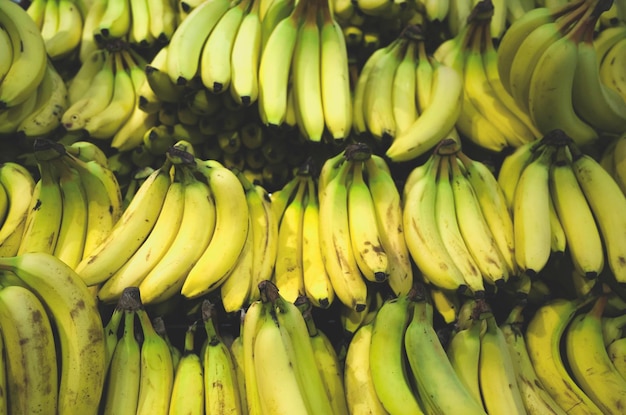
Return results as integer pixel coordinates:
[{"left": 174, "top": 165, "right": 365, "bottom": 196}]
[
  {"left": 135, "top": 307, "right": 174, "bottom": 415},
  {"left": 352, "top": 47, "right": 387, "bottom": 135},
  {"left": 446, "top": 314, "right": 484, "bottom": 407},
  {"left": 68, "top": 49, "right": 107, "bottom": 105},
  {"left": 565, "top": 295, "right": 626, "bottom": 414},
  {"left": 274, "top": 176, "right": 306, "bottom": 303},
  {"left": 525, "top": 297, "right": 604, "bottom": 414},
  {"left": 75, "top": 164, "right": 172, "bottom": 286},
  {"left": 369, "top": 294, "right": 424, "bottom": 415},
  {"left": 139, "top": 165, "right": 217, "bottom": 304},
  {"left": 0, "top": 0, "right": 47, "bottom": 109},
  {"left": 168, "top": 324, "right": 204, "bottom": 415},
  {"left": 230, "top": 0, "right": 262, "bottom": 106},
  {"left": 392, "top": 39, "right": 418, "bottom": 136},
  {"left": 0, "top": 284, "right": 58, "bottom": 415},
  {"left": 607, "top": 337, "right": 626, "bottom": 380},
  {"left": 405, "top": 296, "right": 486, "bottom": 414},
  {"left": 147, "top": 0, "right": 177, "bottom": 43},
  {"left": 0, "top": 253, "right": 106, "bottom": 415},
  {"left": 200, "top": 0, "right": 248, "bottom": 93},
  {"left": 343, "top": 322, "right": 389, "bottom": 415},
  {"left": 571, "top": 149, "right": 626, "bottom": 283},
  {"left": 0, "top": 162, "right": 36, "bottom": 257},
  {"left": 77, "top": 0, "right": 107, "bottom": 63},
  {"left": 110, "top": 101, "right": 159, "bottom": 152},
  {"left": 46, "top": 0, "right": 83, "bottom": 59},
  {"left": 0, "top": 25, "right": 12, "bottom": 84},
  {"left": 97, "top": 0, "right": 131, "bottom": 39},
  {"left": 182, "top": 160, "right": 249, "bottom": 298},
  {"left": 102, "top": 309, "right": 141, "bottom": 415},
  {"left": 220, "top": 214, "right": 254, "bottom": 312}
]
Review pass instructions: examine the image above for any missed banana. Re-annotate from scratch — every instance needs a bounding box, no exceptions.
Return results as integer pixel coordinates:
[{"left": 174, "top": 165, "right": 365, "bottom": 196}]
[
  {"left": 0, "top": 179, "right": 7, "bottom": 226},
  {"left": 527, "top": 11, "right": 600, "bottom": 147},
  {"left": 573, "top": 31, "right": 626, "bottom": 133},
  {"left": 498, "top": 139, "right": 543, "bottom": 210},
  {"left": 18, "top": 157, "right": 63, "bottom": 256},
  {"left": 549, "top": 147, "right": 604, "bottom": 279},
  {"left": 500, "top": 307, "right": 568, "bottom": 415},
  {"left": 62, "top": 50, "right": 116, "bottom": 131},
  {"left": 456, "top": 151, "right": 517, "bottom": 277},
  {"left": 78, "top": 0, "right": 107, "bottom": 63},
  {"left": 301, "top": 175, "right": 334, "bottom": 308},
  {"left": 571, "top": 148, "right": 626, "bottom": 283},
  {"left": 257, "top": 0, "right": 304, "bottom": 126},
  {"left": 0, "top": 25, "right": 12, "bottom": 84},
  {"left": 200, "top": 0, "right": 248, "bottom": 93},
  {"left": 464, "top": 22, "right": 537, "bottom": 147},
  {"left": 168, "top": 323, "right": 204, "bottom": 415},
  {"left": 253, "top": 301, "right": 309, "bottom": 415},
  {"left": 103, "top": 308, "right": 141, "bottom": 415},
  {"left": 320, "top": 0, "right": 352, "bottom": 140},
  {"left": 602, "top": 313, "right": 626, "bottom": 346},
  {"left": 166, "top": 0, "right": 231, "bottom": 85},
  {"left": 348, "top": 161, "right": 388, "bottom": 282},
  {"left": 0, "top": 253, "right": 106, "bottom": 415},
  {"left": 274, "top": 176, "right": 306, "bottom": 303},
  {"left": 139, "top": 164, "right": 217, "bottom": 304},
  {"left": 26, "top": 0, "right": 47, "bottom": 28},
  {"left": 111, "top": 103, "right": 159, "bottom": 152},
  {"left": 0, "top": 84, "right": 40, "bottom": 134},
  {"left": 0, "top": 162, "right": 36, "bottom": 257},
  {"left": 75, "top": 164, "right": 172, "bottom": 286},
  {"left": 369, "top": 294, "right": 424, "bottom": 415},
  {"left": 17, "top": 60, "right": 68, "bottom": 138},
  {"left": 291, "top": 0, "right": 324, "bottom": 141},
  {"left": 446, "top": 312, "right": 484, "bottom": 407},
  {"left": 84, "top": 52, "right": 136, "bottom": 139},
  {"left": 0, "top": 284, "right": 58, "bottom": 415},
  {"left": 513, "top": 143, "right": 555, "bottom": 277},
  {"left": 525, "top": 297, "right": 604, "bottom": 414},
  {"left": 435, "top": 155, "right": 485, "bottom": 295},
  {"left": 0, "top": 0, "right": 47, "bottom": 109},
  {"left": 68, "top": 49, "right": 107, "bottom": 105},
  {"left": 403, "top": 154, "right": 467, "bottom": 291},
  {"left": 386, "top": 59, "right": 463, "bottom": 161},
  {"left": 97, "top": 173, "right": 185, "bottom": 303},
  {"left": 181, "top": 159, "right": 249, "bottom": 298},
  {"left": 97, "top": 0, "right": 131, "bottom": 39},
  {"left": 230, "top": 0, "right": 262, "bottom": 106},
  {"left": 405, "top": 295, "right": 486, "bottom": 415},
  {"left": 202, "top": 301, "right": 243, "bottom": 415},
  {"left": 103, "top": 305, "right": 122, "bottom": 372},
  {"left": 52, "top": 159, "right": 88, "bottom": 269},
  {"left": 147, "top": 0, "right": 177, "bottom": 43},
  {"left": 221, "top": 214, "right": 254, "bottom": 312},
  {"left": 450, "top": 154, "right": 509, "bottom": 286},
  {"left": 478, "top": 311, "right": 527, "bottom": 415},
  {"left": 46, "top": 0, "right": 83, "bottom": 59},
  {"left": 318, "top": 158, "right": 367, "bottom": 311},
  {"left": 260, "top": 0, "right": 294, "bottom": 50},
  {"left": 352, "top": 47, "right": 387, "bottom": 135},
  {"left": 362, "top": 38, "right": 404, "bottom": 142},
  {"left": 135, "top": 307, "right": 175, "bottom": 415},
  {"left": 392, "top": 38, "right": 418, "bottom": 136},
  {"left": 565, "top": 295, "right": 626, "bottom": 414},
  {"left": 607, "top": 337, "right": 626, "bottom": 380},
  {"left": 600, "top": 35, "right": 626, "bottom": 104},
  {"left": 242, "top": 300, "right": 265, "bottom": 415},
  {"left": 364, "top": 156, "right": 413, "bottom": 296},
  {"left": 356, "top": 0, "right": 393, "bottom": 16},
  {"left": 343, "top": 322, "right": 389, "bottom": 415},
  {"left": 145, "top": 46, "right": 185, "bottom": 103},
  {"left": 128, "top": 0, "right": 154, "bottom": 46}
]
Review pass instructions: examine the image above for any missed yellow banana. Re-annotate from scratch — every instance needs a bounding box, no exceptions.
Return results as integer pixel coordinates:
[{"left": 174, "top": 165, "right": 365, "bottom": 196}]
[
  {"left": 168, "top": 323, "right": 204, "bottom": 415},
  {"left": 0, "top": 163, "right": 36, "bottom": 257}
]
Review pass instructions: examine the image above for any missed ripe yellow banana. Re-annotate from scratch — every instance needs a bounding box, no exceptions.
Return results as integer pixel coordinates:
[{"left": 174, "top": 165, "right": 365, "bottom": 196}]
[
  {"left": 0, "top": 163, "right": 36, "bottom": 257},
  {"left": 168, "top": 323, "right": 204, "bottom": 415}
]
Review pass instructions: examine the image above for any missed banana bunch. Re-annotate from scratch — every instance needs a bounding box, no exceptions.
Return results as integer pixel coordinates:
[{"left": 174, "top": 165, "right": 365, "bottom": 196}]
[
  {"left": 0, "top": 162, "right": 36, "bottom": 256},
  {"left": 237, "top": 280, "right": 342, "bottom": 415},
  {"left": 79, "top": 0, "right": 178, "bottom": 61},
  {"left": 0, "top": 0, "right": 47, "bottom": 111},
  {"left": 27, "top": 0, "right": 84, "bottom": 60},
  {"left": 258, "top": 0, "right": 353, "bottom": 141},
  {"left": 101, "top": 287, "right": 175, "bottom": 415},
  {"left": 316, "top": 142, "right": 413, "bottom": 311},
  {"left": 435, "top": 1, "right": 541, "bottom": 153},
  {"left": 271, "top": 166, "right": 335, "bottom": 307},
  {"left": 499, "top": 129, "right": 626, "bottom": 284},
  {"left": 525, "top": 293, "right": 626, "bottom": 414},
  {"left": 0, "top": 252, "right": 107, "bottom": 415},
  {"left": 497, "top": 0, "right": 626, "bottom": 146},
  {"left": 402, "top": 138, "right": 516, "bottom": 298},
  {"left": 63, "top": 47, "right": 160, "bottom": 146},
  {"left": 344, "top": 289, "right": 488, "bottom": 415},
  {"left": 597, "top": 23, "right": 626, "bottom": 106},
  {"left": 165, "top": 0, "right": 265, "bottom": 108},
  {"left": 352, "top": 24, "right": 463, "bottom": 161},
  {"left": 78, "top": 143, "right": 249, "bottom": 305}
]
